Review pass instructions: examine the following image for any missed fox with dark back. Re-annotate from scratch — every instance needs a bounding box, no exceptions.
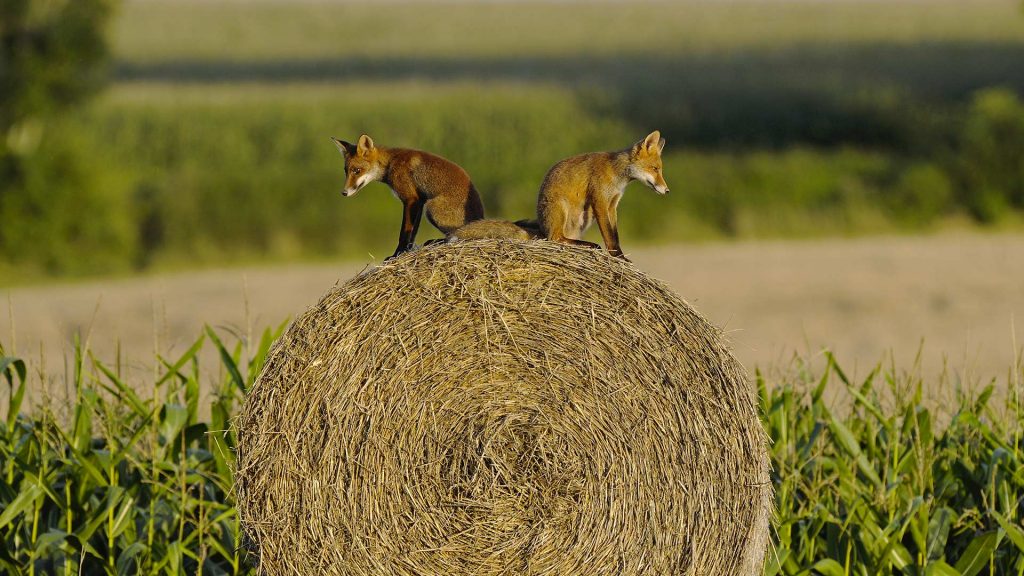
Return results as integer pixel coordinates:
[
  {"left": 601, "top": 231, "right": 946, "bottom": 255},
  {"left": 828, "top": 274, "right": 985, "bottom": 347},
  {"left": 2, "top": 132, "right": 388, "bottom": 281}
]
[{"left": 332, "top": 134, "right": 485, "bottom": 259}]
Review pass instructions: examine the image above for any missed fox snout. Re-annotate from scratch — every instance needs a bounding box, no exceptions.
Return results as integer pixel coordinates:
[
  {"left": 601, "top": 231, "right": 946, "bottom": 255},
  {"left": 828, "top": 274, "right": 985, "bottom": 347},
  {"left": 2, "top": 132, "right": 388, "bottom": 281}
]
[
  {"left": 341, "top": 181, "right": 363, "bottom": 196},
  {"left": 341, "top": 181, "right": 364, "bottom": 197},
  {"left": 646, "top": 177, "right": 670, "bottom": 195},
  {"left": 342, "top": 173, "right": 374, "bottom": 197}
]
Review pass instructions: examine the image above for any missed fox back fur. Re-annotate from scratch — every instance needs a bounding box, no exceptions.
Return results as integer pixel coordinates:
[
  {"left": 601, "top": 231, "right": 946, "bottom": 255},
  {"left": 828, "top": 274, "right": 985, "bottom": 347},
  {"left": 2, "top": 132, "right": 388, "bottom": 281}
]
[{"left": 449, "top": 219, "right": 542, "bottom": 242}]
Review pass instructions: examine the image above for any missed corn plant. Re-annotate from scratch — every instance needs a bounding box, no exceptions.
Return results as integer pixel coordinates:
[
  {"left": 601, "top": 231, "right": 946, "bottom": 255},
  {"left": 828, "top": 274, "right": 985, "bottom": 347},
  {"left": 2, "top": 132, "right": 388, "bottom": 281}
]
[
  {"left": 0, "top": 324, "right": 281, "bottom": 575},
  {"left": 765, "top": 352, "right": 1024, "bottom": 575},
  {"left": 3, "top": 330, "right": 1023, "bottom": 574}
]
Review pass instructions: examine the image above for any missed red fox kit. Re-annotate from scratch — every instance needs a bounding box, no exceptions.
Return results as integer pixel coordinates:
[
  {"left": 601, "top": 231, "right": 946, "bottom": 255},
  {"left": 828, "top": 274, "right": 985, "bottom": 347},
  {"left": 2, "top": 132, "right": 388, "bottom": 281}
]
[
  {"left": 537, "top": 131, "right": 669, "bottom": 261},
  {"left": 331, "top": 134, "right": 485, "bottom": 259},
  {"left": 449, "top": 219, "right": 542, "bottom": 242}
]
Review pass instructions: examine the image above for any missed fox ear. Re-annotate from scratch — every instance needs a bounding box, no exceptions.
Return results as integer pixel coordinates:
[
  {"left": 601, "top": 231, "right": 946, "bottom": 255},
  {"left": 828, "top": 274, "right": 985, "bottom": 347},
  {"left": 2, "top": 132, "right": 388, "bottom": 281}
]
[
  {"left": 357, "top": 134, "right": 375, "bottom": 155},
  {"left": 332, "top": 137, "right": 356, "bottom": 157},
  {"left": 656, "top": 136, "right": 666, "bottom": 154},
  {"left": 632, "top": 130, "right": 661, "bottom": 156},
  {"left": 642, "top": 130, "right": 662, "bottom": 154}
]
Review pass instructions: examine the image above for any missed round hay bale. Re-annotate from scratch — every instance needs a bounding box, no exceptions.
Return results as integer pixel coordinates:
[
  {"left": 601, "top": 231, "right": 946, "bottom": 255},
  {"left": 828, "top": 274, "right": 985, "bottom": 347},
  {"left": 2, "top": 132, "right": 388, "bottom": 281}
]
[{"left": 235, "top": 240, "right": 772, "bottom": 575}]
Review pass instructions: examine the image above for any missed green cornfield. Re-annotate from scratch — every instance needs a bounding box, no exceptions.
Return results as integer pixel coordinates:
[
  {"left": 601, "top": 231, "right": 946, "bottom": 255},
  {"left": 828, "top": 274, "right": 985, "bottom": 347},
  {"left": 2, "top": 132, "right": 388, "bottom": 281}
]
[{"left": 1, "top": 330, "right": 1022, "bottom": 574}]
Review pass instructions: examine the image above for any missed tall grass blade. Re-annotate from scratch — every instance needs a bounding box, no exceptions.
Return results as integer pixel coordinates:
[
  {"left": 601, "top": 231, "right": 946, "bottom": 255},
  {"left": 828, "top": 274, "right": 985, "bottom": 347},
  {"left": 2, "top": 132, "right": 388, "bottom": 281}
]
[
  {"left": 1, "top": 355, "right": 27, "bottom": 428},
  {"left": 205, "top": 327, "right": 245, "bottom": 393},
  {"left": 823, "top": 405, "right": 884, "bottom": 489},
  {"left": 992, "top": 511, "right": 1024, "bottom": 553},
  {"left": 953, "top": 531, "right": 1001, "bottom": 576},
  {"left": 0, "top": 483, "right": 44, "bottom": 526}
]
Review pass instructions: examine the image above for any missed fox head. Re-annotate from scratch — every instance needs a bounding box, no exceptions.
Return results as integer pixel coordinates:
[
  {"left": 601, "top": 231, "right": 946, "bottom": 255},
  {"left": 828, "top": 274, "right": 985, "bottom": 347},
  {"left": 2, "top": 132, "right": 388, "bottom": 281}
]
[
  {"left": 332, "top": 134, "right": 385, "bottom": 197},
  {"left": 628, "top": 130, "right": 670, "bottom": 195}
]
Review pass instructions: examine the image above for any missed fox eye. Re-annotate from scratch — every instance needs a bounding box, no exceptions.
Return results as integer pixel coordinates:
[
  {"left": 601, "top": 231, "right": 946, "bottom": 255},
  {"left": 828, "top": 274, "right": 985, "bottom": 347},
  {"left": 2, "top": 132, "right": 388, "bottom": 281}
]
[{"left": 352, "top": 168, "right": 362, "bottom": 175}]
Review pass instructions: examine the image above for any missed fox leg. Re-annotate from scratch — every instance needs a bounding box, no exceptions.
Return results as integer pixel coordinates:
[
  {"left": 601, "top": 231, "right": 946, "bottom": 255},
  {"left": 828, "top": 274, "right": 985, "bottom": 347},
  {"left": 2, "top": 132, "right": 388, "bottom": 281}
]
[
  {"left": 550, "top": 231, "right": 601, "bottom": 250},
  {"left": 594, "top": 200, "right": 629, "bottom": 261},
  {"left": 542, "top": 202, "right": 600, "bottom": 250},
  {"left": 390, "top": 200, "right": 424, "bottom": 259},
  {"left": 536, "top": 196, "right": 598, "bottom": 249}
]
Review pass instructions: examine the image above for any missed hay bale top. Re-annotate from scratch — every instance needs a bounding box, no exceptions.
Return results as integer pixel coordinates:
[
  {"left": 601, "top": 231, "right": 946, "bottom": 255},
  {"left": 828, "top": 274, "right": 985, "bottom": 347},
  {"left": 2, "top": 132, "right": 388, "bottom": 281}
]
[{"left": 236, "top": 239, "right": 771, "bottom": 575}]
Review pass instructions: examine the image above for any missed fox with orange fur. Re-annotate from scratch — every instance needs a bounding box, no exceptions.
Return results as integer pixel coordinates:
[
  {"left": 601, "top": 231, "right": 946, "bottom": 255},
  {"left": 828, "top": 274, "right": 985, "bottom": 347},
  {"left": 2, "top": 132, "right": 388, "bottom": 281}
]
[
  {"left": 536, "top": 131, "right": 670, "bottom": 261},
  {"left": 331, "top": 134, "right": 485, "bottom": 259}
]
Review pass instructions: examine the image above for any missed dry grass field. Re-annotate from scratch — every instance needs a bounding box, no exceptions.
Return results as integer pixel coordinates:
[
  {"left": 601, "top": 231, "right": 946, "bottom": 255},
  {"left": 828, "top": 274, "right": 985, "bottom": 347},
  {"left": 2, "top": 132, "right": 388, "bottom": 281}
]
[{"left": 3, "top": 233, "right": 1022, "bottom": 395}]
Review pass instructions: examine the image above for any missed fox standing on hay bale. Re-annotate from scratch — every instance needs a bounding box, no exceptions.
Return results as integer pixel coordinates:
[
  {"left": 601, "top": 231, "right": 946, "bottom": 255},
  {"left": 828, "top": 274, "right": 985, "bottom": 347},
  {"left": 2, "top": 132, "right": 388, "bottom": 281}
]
[
  {"left": 331, "top": 134, "right": 485, "bottom": 259},
  {"left": 330, "top": 131, "right": 673, "bottom": 260},
  {"left": 447, "top": 131, "right": 673, "bottom": 254},
  {"left": 537, "top": 130, "right": 670, "bottom": 261}
]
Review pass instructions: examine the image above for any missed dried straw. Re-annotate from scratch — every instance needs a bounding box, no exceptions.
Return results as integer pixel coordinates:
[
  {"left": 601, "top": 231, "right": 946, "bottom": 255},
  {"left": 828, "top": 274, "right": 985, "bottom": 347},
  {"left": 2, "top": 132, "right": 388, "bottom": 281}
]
[{"left": 235, "top": 239, "right": 772, "bottom": 575}]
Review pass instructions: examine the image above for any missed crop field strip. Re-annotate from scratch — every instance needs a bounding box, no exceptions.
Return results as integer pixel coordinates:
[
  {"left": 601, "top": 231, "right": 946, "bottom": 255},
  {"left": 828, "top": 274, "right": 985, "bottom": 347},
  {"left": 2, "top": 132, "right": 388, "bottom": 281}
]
[
  {"left": 111, "top": 1, "right": 1024, "bottom": 63},
  {"left": 2, "top": 330, "right": 1023, "bottom": 573}
]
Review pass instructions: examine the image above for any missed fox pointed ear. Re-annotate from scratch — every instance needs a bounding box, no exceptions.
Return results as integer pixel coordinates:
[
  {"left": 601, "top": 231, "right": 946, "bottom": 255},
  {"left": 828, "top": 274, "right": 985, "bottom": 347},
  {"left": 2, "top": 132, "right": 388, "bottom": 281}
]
[
  {"left": 332, "top": 137, "right": 356, "bottom": 157},
  {"left": 632, "top": 130, "right": 660, "bottom": 156},
  {"left": 642, "top": 130, "right": 662, "bottom": 154},
  {"left": 356, "top": 134, "right": 375, "bottom": 155},
  {"left": 656, "top": 136, "right": 666, "bottom": 154}
]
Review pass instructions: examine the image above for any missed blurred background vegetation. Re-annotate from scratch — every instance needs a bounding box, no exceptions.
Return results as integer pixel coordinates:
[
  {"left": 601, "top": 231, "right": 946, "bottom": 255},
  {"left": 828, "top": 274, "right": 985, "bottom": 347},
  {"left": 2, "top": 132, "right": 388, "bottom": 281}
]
[{"left": 1, "top": 0, "right": 1024, "bottom": 282}]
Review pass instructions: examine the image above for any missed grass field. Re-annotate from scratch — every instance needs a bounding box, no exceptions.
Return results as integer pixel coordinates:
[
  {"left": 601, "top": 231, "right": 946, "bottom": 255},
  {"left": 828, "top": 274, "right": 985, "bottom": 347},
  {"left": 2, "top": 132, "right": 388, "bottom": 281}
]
[{"left": 4, "top": 0, "right": 1024, "bottom": 280}]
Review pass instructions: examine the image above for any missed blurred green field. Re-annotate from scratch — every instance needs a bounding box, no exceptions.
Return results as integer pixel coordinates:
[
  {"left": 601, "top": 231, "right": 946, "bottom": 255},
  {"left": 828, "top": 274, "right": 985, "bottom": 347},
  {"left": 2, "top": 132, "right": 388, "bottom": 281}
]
[
  {"left": 3, "top": 0, "right": 1024, "bottom": 280},
  {"left": 111, "top": 1, "right": 1024, "bottom": 61}
]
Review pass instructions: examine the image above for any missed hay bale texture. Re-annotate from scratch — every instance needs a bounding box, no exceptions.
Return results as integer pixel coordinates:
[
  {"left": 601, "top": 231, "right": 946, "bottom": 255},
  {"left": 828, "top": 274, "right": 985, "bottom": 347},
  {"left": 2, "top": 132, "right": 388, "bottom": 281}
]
[{"left": 235, "top": 239, "right": 771, "bottom": 575}]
